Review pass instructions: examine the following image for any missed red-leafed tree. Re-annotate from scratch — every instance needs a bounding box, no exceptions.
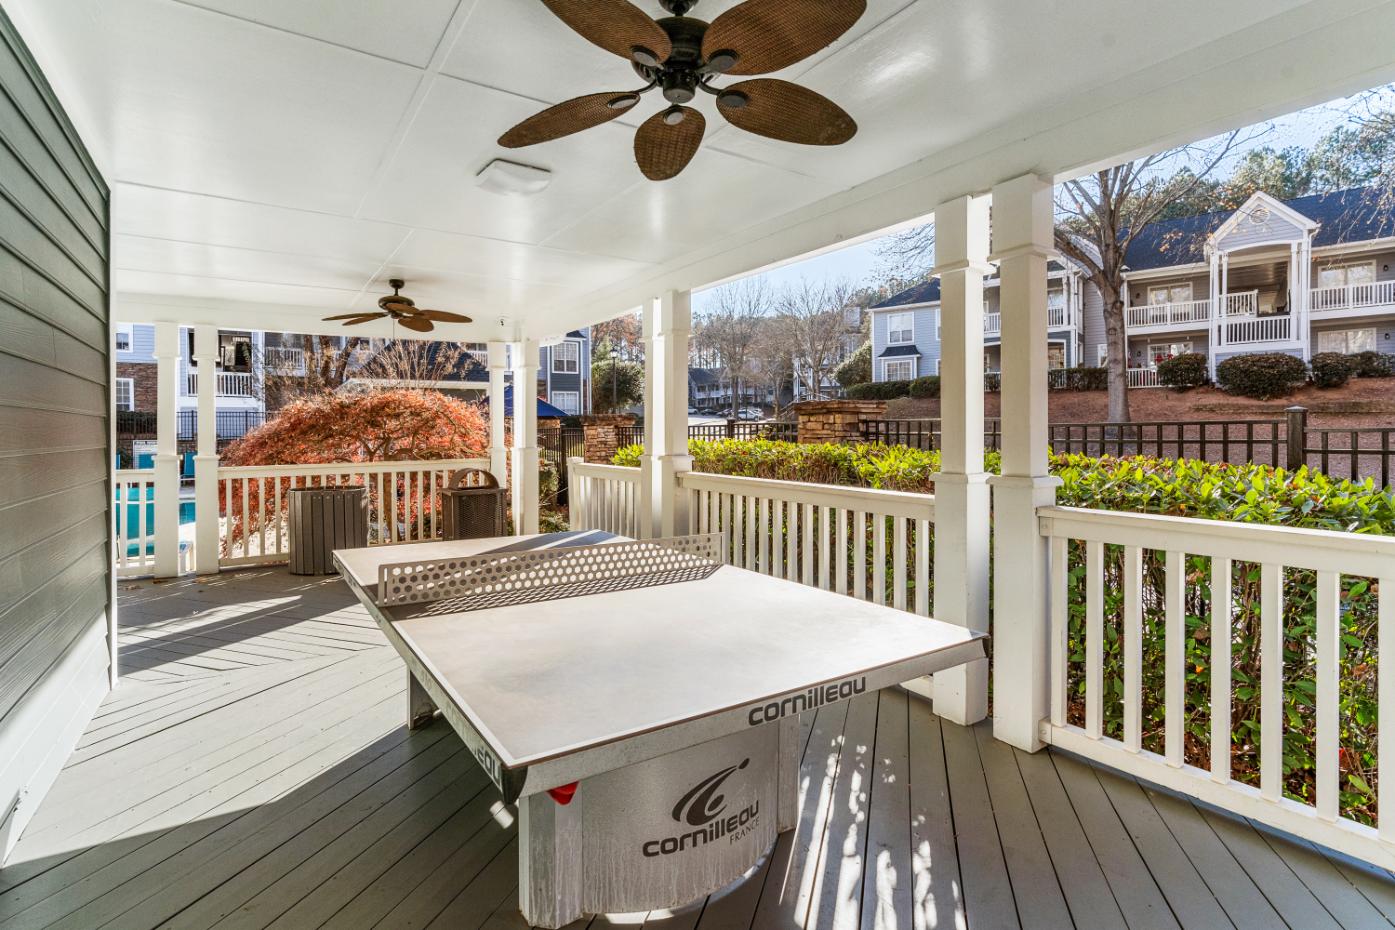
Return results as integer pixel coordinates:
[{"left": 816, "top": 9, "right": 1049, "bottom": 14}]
[{"left": 220, "top": 389, "right": 491, "bottom": 552}]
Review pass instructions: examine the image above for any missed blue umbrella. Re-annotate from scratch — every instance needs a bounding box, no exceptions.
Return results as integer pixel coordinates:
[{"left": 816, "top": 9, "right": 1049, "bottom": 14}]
[{"left": 487, "top": 386, "right": 569, "bottom": 419}]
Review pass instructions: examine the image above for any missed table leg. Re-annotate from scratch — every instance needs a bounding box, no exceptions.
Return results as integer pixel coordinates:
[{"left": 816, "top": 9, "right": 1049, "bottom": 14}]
[
  {"left": 407, "top": 669, "right": 437, "bottom": 730},
  {"left": 777, "top": 715, "right": 800, "bottom": 832},
  {"left": 520, "top": 789, "right": 584, "bottom": 929}
]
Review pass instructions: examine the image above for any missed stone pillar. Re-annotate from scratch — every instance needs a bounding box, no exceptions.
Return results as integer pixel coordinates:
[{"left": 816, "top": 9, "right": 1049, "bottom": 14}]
[
  {"left": 193, "top": 324, "right": 220, "bottom": 574},
  {"left": 990, "top": 173, "right": 1061, "bottom": 752},
  {"left": 646, "top": 290, "right": 693, "bottom": 537},
  {"left": 511, "top": 339, "right": 540, "bottom": 535},
  {"left": 580, "top": 414, "right": 637, "bottom": 464},
  {"left": 927, "top": 193, "right": 992, "bottom": 726},
  {"left": 487, "top": 342, "right": 508, "bottom": 484},
  {"left": 791, "top": 399, "right": 887, "bottom": 444},
  {"left": 152, "top": 321, "right": 181, "bottom": 578}
]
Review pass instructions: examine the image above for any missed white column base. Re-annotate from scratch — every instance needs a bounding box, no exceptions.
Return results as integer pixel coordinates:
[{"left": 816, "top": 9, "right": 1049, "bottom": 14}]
[
  {"left": 193, "top": 455, "right": 220, "bottom": 574},
  {"left": 927, "top": 470, "right": 991, "bottom": 725},
  {"left": 153, "top": 453, "right": 181, "bottom": 578},
  {"left": 512, "top": 446, "right": 541, "bottom": 536},
  {"left": 651, "top": 453, "right": 693, "bottom": 538},
  {"left": 988, "top": 473, "right": 1061, "bottom": 751}
]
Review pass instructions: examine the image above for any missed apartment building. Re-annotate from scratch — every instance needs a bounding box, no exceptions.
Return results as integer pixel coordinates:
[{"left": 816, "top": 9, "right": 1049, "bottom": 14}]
[{"left": 868, "top": 187, "right": 1395, "bottom": 387}]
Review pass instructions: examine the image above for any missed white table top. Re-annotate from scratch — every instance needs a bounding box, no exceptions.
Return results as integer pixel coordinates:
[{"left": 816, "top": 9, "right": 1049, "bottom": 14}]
[{"left": 336, "top": 533, "right": 984, "bottom": 769}]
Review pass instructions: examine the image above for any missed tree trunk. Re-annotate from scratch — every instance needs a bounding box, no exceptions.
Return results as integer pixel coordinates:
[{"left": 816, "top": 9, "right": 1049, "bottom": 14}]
[{"left": 1102, "top": 287, "right": 1131, "bottom": 423}]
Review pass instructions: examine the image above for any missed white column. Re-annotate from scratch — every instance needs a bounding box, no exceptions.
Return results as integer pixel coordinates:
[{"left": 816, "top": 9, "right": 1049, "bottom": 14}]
[
  {"left": 152, "top": 322, "right": 181, "bottom": 578},
  {"left": 645, "top": 290, "right": 693, "bottom": 537},
  {"left": 510, "top": 339, "right": 540, "bottom": 535},
  {"left": 1208, "top": 251, "right": 1220, "bottom": 376},
  {"left": 988, "top": 174, "right": 1061, "bottom": 752},
  {"left": 487, "top": 342, "right": 508, "bottom": 483},
  {"left": 193, "top": 325, "right": 220, "bottom": 574},
  {"left": 927, "top": 193, "right": 992, "bottom": 725},
  {"left": 639, "top": 306, "right": 656, "bottom": 538}
]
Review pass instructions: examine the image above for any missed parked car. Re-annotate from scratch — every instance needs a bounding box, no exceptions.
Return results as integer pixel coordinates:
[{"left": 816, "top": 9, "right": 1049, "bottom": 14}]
[
  {"left": 687, "top": 405, "right": 698, "bottom": 415},
  {"left": 737, "top": 407, "right": 763, "bottom": 421}
]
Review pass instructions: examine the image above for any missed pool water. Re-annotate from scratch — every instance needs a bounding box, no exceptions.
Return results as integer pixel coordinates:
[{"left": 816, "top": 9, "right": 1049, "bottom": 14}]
[{"left": 115, "top": 487, "right": 196, "bottom": 556}]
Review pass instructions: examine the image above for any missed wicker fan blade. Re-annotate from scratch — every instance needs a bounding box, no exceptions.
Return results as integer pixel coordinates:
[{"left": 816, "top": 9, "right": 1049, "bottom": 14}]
[
  {"left": 717, "top": 79, "right": 856, "bottom": 145},
  {"left": 324, "top": 313, "right": 387, "bottom": 325},
  {"left": 499, "top": 92, "right": 642, "bottom": 148},
  {"left": 540, "top": 0, "right": 672, "bottom": 64},
  {"left": 634, "top": 107, "right": 705, "bottom": 181},
  {"left": 324, "top": 312, "right": 384, "bottom": 321},
  {"left": 702, "top": 0, "right": 865, "bottom": 75},
  {"left": 398, "top": 315, "right": 434, "bottom": 334},
  {"left": 415, "top": 309, "right": 474, "bottom": 324}
]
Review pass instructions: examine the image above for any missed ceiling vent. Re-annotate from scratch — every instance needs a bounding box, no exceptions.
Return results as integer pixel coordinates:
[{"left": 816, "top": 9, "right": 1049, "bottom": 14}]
[{"left": 475, "top": 159, "right": 552, "bottom": 196}]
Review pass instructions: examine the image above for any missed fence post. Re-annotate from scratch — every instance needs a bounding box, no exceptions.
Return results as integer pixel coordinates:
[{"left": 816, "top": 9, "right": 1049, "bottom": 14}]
[
  {"left": 1286, "top": 406, "right": 1307, "bottom": 471},
  {"left": 725, "top": 418, "right": 736, "bottom": 439}
]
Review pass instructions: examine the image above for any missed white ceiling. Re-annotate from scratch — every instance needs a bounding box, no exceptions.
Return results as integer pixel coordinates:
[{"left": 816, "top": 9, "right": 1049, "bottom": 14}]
[{"left": 9, "top": 0, "right": 1395, "bottom": 342}]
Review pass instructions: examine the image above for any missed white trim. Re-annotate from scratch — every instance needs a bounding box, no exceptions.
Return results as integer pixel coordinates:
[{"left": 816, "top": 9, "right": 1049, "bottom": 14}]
[{"left": 1209, "top": 191, "right": 1318, "bottom": 249}]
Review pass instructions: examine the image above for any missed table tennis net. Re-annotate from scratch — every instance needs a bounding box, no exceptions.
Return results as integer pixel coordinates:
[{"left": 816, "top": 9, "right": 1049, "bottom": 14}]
[{"left": 376, "top": 533, "right": 724, "bottom": 616}]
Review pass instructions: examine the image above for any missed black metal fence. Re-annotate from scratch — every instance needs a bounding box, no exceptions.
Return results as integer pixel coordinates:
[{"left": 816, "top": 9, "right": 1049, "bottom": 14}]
[
  {"left": 1303, "top": 426, "right": 1395, "bottom": 487},
  {"left": 117, "top": 409, "right": 267, "bottom": 441},
  {"left": 859, "top": 418, "right": 1003, "bottom": 451},
  {"left": 1048, "top": 419, "right": 1287, "bottom": 468},
  {"left": 687, "top": 420, "right": 798, "bottom": 442}
]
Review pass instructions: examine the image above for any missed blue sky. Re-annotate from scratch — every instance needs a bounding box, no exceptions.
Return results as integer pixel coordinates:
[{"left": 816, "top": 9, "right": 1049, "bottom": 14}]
[{"left": 689, "top": 84, "right": 1395, "bottom": 316}]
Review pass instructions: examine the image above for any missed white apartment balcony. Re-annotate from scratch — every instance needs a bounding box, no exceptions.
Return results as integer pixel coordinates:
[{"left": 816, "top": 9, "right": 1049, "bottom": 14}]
[
  {"left": 183, "top": 370, "right": 257, "bottom": 397},
  {"left": 984, "top": 300, "right": 1069, "bottom": 336},
  {"left": 1125, "top": 291, "right": 1260, "bottom": 334},
  {"left": 262, "top": 345, "right": 306, "bottom": 374},
  {"left": 1310, "top": 279, "right": 1395, "bottom": 318}
]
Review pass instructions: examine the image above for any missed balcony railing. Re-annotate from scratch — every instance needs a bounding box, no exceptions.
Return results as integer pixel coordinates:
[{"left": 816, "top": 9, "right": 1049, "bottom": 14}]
[
  {"left": 1222, "top": 314, "right": 1292, "bottom": 345},
  {"left": 184, "top": 371, "right": 257, "bottom": 397},
  {"left": 1222, "top": 290, "right": 1259, "bottom": 316},
  {"left": 1127, "top": 367, "right": 1162, "bottom": 388},
  {"left": 1125, "top": 298, "right": 1211, "bottom": 329},
  {"left": 263, "top": 346, "right": 306, "bottom": 374},
  {"left": 1310, "top": 279, "right": 1395, "bottom": 314},
  {"left": 984, "top": 302, "right": 1068, "bottom": 336}
]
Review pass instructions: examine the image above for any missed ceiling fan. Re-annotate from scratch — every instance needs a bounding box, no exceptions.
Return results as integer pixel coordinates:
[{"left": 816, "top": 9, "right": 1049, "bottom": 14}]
[
  {"left": 322, "top": 279, "right": 473, "bottom": 334},
  {"left": 498, "top": 0, "right": 863, "bottom": 181}
]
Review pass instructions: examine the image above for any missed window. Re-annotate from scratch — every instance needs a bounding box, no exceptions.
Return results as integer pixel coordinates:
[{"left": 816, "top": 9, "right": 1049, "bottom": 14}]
[
  {"left": 883, "top": 358, "right": 915, "bottom": 381},
  {"left": 1148, "top": 283, "right": 1193, "bottom": 305},
  {"left": 552, "top": 390, "right": 580, "bottom": 415},
  {"left": 114, "top": 323, "right": 133, "bottom": 352},
  {"left": 1146, "top": 341, "right": 1193, "bottom": 366},
  {"left": 886, "top": 312, "right": 914, "bottom": 345},
  {"left": 553, "top": 340, "right": 580, "bottom": 374},
  {"left": 1317, "top": 328, "right": 1377, "bottom": 354},
  {"left": 1047, "top": 344, "right": 1066, "bottom": 370},
  {"left": 1096, "top": 344, "right": 1108, "bottom": 367},
  {"left": 1317, "top": 262, "right": 1376, "bottom": 289},
  {"left": 115, "top": 378, "right": 134, "bottom": 411}
]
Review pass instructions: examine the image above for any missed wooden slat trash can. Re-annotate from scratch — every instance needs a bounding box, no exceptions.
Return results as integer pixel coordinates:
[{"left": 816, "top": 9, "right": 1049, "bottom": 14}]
[
  {"left": 440, "top": 468, "right": 507, "bottom": 540},
  {"left": 288, "top": 486, "right": 368, "bottom": 575}
]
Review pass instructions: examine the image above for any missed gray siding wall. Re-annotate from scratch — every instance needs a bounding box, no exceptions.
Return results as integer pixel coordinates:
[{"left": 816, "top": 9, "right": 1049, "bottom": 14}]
[
  {"left": 1215, "top": 211, "right": 1304, "bottom": 251},
  {"left": 0, "top": 6, "right": 111, "bottom": 860},
  {"left": 116, "top": 321, "right": 155, "bottom": 363},
  {"left": 870, "top": 304, "right": 939, "bottom": 379}
]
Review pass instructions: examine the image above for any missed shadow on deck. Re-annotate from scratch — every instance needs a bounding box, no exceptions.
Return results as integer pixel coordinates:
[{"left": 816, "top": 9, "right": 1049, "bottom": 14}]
[{"left": 1, "top": 568, "right": 1393, "bottom": 929}]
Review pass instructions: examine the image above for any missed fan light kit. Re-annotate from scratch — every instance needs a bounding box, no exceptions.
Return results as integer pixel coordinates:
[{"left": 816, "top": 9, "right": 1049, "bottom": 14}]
[
  {"left": 498, "top": 0, "right": 864, "bottom": 181},
  {"left": 322, "top": 279, "right": 473, "bottom": 334}
]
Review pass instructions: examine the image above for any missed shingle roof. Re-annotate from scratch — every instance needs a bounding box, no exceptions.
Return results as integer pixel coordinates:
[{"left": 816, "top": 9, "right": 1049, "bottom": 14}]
[
  {"left": 878, "top": 344, "right": 921, "bottom": 358},
  {"left": 1124, "top": 187, "right": 1395, "bottom": 271},
  {"left": 688, "top": 367, "right": 721, "bottom": 386},
  {"left": 871, "top": 278, "right": 940, "bottom": 309}
]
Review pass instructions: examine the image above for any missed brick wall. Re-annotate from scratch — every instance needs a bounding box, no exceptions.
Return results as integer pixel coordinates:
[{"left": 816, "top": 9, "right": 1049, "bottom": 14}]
[
  {"left": 581, "top": 413, "right": 637, "bottom": 464},
  {"left": 791, "top": 400, "right": 887, "bottom": 444},
  {"left": 116, "top": 361, "right": 157, "bottom": 411}
]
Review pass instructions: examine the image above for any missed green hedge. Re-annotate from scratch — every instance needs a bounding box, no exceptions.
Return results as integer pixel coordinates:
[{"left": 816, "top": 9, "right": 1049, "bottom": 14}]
[
  {"left": 1215, "top": 352, "right": 1308, "bottom": 399},
  {"left": 613, "top": 438, "right": 1395, "bottom": 822},
  {"left": 1310, "top": 352, "right": 1355, "bottom": 388},
  {"left": 1156, "top": 352, "right": 1208, "bottom": 389},
  {"left": 845, "top": 380, "right": 910, "bottom": 400}
]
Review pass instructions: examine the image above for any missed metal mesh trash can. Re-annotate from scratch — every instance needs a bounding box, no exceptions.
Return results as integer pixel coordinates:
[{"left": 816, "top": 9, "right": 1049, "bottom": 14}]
[
  {"left": 440, "top": 468, "right": 507, "bottom": 540},
  {"left": 288, "top": 486, "right": 368, "bottom": 575}
]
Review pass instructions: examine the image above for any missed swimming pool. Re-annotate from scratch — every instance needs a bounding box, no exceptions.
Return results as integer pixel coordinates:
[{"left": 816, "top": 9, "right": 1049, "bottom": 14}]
[{"left": 115, "top": 487, "right": 196, "bottom": 556}]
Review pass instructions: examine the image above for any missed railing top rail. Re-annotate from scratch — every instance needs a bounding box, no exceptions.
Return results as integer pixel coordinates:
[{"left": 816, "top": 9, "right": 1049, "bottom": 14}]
[
  {"left": 1049, "top": 418, "right": 1285, "bottom": 429},
  {"left": 218, "top": 457, "right": 488, "bottom": 478},
  {"left": 678, "top": 470, "right": 935, "bottom": 519},
  {"left": 115, "top": 468, "right": 156, "bottom": 478},
  {"left": 1038, "top": 504, "right": 1395, "bottom": 577},
  {"left": 568, "top": 459, "right": 641, "bottom": 480}
]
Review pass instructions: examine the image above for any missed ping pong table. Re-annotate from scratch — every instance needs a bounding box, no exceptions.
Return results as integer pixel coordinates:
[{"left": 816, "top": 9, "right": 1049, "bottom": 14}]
[{"left": 334, "top": 529, "right": 985, "bottom": 928}]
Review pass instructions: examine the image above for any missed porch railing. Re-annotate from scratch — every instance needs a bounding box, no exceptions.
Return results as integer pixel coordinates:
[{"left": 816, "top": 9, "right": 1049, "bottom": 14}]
[
  {"left": 114, "top": 468, "right": 157, "bottom": 578},
  {"left": 680, "top": 471, "right": 936, "bottom": 611},
  {"left": 184, "top": 371, "right": 257, "bottom": 397},
  {"left": 1221, "top": 313, "right": 1292, "bottom": 345},
  {"left": 1310, "top": 279, "right": 1395, "bottom": 314},
  {"left": 1039, "top": 505, "right": 1395, "bottom": 867},
  {"left": 216, "top": 458, "right": 487, "bottom": 567},
  {"left": 1127, "top": 367, "right": 1162, "bottom": 388},
  {"left": 568, "top": 460, "right": 644, "bottom": 537},
  {"left": 262, "top": 346, "right": 306, "bottom": 374},
  {"left": 1222, "top": 290, "right": 1260, "bottom": 317},
  {"left": 1126, "top": 298, "right": 1212, "bottom": 329}
]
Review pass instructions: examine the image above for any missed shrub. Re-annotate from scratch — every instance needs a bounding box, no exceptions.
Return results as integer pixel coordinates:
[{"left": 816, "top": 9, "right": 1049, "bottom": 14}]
[
  {"left": 908, "top": 375, "right": 940, "bottom": 399},
  {"left": 1215, "top": 352, "right": 1307, "bottom": 399},
  {"left": 1348, "top": 350, "right": 1395, "bottom": 378},
  {"left": 1310, "top": 352, "right": 1356, "bottom": 389},
  {"left": 1156, "top": 352, "right": 1208, "bottom": 389},
  {"left": 834, "top": 342, "right": 872, "bottom": 387},
  {"left": 845, "top": 380, "right": 911, "bottom": 400},
  {"left": 1050, "top": 367, "right": 1108, "bottom": 391}
]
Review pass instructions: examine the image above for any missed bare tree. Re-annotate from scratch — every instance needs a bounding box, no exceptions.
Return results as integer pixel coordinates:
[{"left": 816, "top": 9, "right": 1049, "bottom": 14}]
[
  {"left": 262, "top": 335, "right": 479, "bottom": 409},
  {"left": 1056, "top": 129, "right": 1254, "bottom": 421},
  {"left": 696, "top": 278, "right": 772, "bottom": 410},
  {"left": 262, "top": 334, "right": 365, "bottom": 409},
  {"left": 777, "top": 278, "right": 857, "bottom": 400},
  {"left": 747, "top": 322, "right": 796, "bottom": 415}
]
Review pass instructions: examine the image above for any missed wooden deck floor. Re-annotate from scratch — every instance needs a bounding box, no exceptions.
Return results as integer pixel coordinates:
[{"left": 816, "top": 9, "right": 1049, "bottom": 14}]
[{"left": 3, "top": 568, "right": 1395, "bottom": 930}]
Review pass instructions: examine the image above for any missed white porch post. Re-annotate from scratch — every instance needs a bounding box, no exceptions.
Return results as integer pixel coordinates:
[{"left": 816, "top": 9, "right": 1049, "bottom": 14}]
[
  {"left": 487, "top": 342, "right": 508, "bottom": 484},
  {"left": 193, "top": 324, "right": 219, "bottom": 574},
  {"left": 645, "top": 290, "right": 693, "bottom": 537},
  {"left": 511, "top": 339, "right": 540, "bottom": 535},
  {"left": 152, "top": 321, "right": 181, "bottom": 578},
  {"left": 928, "top": 194, "right": 991, "bottom": 725},
  {"left": 989, "top": 174, "right": 1061, "bottom": 751},
  {"left": 1208, "top": 250, "right": 1220, "bottom": 377}
]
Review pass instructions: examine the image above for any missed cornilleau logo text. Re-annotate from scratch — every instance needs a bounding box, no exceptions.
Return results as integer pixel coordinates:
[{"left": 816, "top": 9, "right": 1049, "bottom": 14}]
[
  {"left": 746, "top": 676, "right": 866, "bottom": 725},
  {"left": 640, "top": 759, "right": 759, "bottom": 857}
]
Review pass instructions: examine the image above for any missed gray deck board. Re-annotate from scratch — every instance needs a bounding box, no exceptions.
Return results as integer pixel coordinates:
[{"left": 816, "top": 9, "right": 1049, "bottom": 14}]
[{"left": 2, "top": 568, "right": 1390, "bottom": 929}]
